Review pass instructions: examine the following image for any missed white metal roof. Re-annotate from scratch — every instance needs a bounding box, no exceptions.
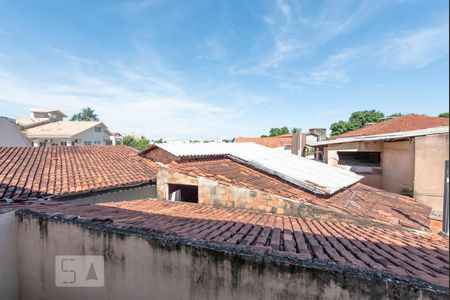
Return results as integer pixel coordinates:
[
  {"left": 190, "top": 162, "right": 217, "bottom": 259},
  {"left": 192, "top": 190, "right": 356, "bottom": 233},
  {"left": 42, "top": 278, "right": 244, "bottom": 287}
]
[
  {"left": 156, "top": 142, "right": 362, "bottom": 195},
  {"left": 309, "top": 126, "right": 449, "bottom": 147}
]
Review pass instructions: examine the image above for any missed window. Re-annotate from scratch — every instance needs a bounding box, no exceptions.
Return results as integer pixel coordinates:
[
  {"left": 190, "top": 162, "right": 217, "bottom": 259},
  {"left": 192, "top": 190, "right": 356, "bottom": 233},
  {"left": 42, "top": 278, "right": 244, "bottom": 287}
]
[
  {"left": 168, "top": 184, "right": 198, "bottom": 203},
  {"left": 84, "top": 141, "right": 92, "bottom": 145},
  {"left": 105, "top": 140, "right": 112, "bottom": 145},
  {"left": 338, "top": 151, "right": 381, "bottom": 166},
  {"left": 60, "top": 141, "right": 67, "bottom": 146},
  {"left": 95, "top": 127, "right": 102, "bottom": 133},
  {"left": 39, "top": 142, "right": 46, "bottom": 147}
]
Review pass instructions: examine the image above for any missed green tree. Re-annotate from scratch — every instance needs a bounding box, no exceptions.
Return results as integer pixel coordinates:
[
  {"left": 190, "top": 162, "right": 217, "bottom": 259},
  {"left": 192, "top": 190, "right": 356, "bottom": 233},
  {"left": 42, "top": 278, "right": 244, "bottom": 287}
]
[
  {"left": 122, "top": 135, "right": 150, "bottom": 151},
  {"left": 269, "top": 126, "right": 290, "bottom": 137},
  {"left": 291, "top": 127, "right": 301, "bottom": 133},
  {"left": 330, "top": 121, "right": 355, "bottom": 136},
  {"left": 348, "top": 110, "right": 385, "bottom": 129},
  {"left": 439, "top": 112, "right": 449, "bottom": 118},
  {"left": 154, "top": 138, "right": 165, "bottom": 144},
  {"left": 71, "top": 107, "right": 99, "bottom": 121},
  {"left": 331, "top": 110, "right": 385, "bottom": 136},
  {"left": 387, "top": 113, "right": 402, "bottom": 118}
]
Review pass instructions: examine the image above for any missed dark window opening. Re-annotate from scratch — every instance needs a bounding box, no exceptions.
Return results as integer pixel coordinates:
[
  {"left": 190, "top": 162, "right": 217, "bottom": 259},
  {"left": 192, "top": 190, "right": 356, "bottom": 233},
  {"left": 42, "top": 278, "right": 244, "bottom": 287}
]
[
  {"left": 168, "top": 183, "right": 199, "bottom": 203},
  {"left": 338, "top": 151, "right": 381, "bottom": 167}
]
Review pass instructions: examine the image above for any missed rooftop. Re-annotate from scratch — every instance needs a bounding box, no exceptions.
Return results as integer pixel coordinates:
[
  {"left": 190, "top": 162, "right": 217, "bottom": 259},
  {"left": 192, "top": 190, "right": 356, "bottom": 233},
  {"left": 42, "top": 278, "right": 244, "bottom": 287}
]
[
  {"left": 310, "top": 126, "right": 449, "bottom": 147},
  {"left": 29, "top": 108, "right": 68, "bottom": 117},
  {"left": 24, "top": 121, "right": 110, "bottom": 138},
  {"left": 335, "top": 115, "right": 449, "bottom": 138},
  {"left": 144, "top": 143, "right": 362, "bottom": 195},
  {"left": 0, "top": 146, "right": 157, "bottom": 201},
  {"left": 22, "top": 199, "right": 449, "bottom": 289},
  {"left": 169, "top": 157, "right": 431, "bottom": 231},
  {"left": 233, "top": 135, "right": 292, "bottom": 148}
]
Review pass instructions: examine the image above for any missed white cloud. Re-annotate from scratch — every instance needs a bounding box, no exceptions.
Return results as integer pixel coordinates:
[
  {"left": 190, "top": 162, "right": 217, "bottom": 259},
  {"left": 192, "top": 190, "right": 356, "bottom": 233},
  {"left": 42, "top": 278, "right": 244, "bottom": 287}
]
[
  {"left": 380, "top": 24, "right": 449, "bottom": 69},
  {"left": 300, "top": 48, "right": 362, "bottom": 85},
  {"left": 0, "top": 61, "right": 242, "bottom": 139}
]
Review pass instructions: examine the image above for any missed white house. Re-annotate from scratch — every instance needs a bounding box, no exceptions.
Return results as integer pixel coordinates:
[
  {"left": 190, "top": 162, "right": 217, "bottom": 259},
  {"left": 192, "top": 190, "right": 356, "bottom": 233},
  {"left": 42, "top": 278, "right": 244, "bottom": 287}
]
[
  {"left": 25, "top": 121, "right": 113, "bottom": 146},
  {"left": 16, "top": 108, "right": 67, "bottom": 129},
  {"left": 0, "top": 117, "right": 30, "bottom": 147}
]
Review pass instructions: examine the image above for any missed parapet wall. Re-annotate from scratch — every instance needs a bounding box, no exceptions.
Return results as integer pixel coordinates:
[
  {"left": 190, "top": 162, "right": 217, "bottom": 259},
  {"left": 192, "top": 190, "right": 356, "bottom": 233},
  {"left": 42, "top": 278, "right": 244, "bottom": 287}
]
[{"left": 12, "top": 212, "right": 447, "bottom": 300}]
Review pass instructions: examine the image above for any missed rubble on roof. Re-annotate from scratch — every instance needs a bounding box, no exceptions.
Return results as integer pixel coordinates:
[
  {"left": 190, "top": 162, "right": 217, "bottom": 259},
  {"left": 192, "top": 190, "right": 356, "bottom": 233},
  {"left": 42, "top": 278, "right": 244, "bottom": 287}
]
[{"left": 168, "top": 157, "right": 431, "bottom": 231}]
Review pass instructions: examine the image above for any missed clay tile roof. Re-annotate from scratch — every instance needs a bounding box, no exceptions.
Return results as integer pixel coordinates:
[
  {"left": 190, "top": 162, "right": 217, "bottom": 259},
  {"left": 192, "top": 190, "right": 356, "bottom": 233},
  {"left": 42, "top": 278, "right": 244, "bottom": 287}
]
[
  {"left": 169, "top": 157, "right": 431, "bottom": 231},
  {"left": 335, "top": 115, "right": 449, "bottom": 138},
  {"left": 25, "top": 199, "right": 449, "bottom": 289},
  {"left": 0, "top": 146, "right": 157, "bottom": 201},
  {"left": 233, "top": 135, "right": 292, "bottom": 148}
]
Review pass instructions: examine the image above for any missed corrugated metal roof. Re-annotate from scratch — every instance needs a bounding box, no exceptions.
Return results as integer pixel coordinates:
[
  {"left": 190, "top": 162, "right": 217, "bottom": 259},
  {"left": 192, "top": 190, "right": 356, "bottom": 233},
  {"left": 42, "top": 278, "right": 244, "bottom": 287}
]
[
  {"left": 156, "top": 142, "right": 362, "bottom": 195},
  {"left": 309, "top": 126, "right": 449, "bottom": 147}
]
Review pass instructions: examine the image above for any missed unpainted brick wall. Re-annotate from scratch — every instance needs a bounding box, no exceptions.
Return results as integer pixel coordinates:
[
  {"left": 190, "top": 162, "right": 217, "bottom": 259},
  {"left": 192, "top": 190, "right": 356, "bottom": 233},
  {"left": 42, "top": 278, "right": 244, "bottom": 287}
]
[{"left": 157, "top": 166, "right": 354, "bottom": 222}]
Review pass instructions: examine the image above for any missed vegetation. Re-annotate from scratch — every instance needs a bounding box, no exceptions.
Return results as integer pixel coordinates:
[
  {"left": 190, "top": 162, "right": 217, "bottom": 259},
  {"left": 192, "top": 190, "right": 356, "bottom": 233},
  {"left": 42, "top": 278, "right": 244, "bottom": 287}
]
[
  {"left": 261, "top": 126, "right": 301, "bottom": 137},
  {"left": 387, "top": 113, "right": 402, "bottom": 118},
  {"left": 123, "top": 135, "right": 150, "bottom": 151},
  {"left": 154, "top": 138, "right": 165, "bottom": 144},
  {"left": 70, "top": 107, "right": 99, "bottom": 121},
  {"left": 330, "top": 110, "right": 385, "bottom": 136},
  {"left": 439, "top": 112, "right": 449, "bottom": 118}
]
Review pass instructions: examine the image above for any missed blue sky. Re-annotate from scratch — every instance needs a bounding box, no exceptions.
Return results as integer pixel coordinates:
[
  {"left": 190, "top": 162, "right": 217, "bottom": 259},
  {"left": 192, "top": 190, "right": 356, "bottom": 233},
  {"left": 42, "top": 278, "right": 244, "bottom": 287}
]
[{"left": 0, "top": 0, "right": 448, "bottom": 139}]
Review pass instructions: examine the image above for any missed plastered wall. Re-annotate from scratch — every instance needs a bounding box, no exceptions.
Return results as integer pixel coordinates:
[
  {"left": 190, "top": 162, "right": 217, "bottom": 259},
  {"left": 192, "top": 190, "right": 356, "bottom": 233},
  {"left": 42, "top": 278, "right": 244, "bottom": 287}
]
[{"left": 13, "top": 214, "right": 444, "bottom": 300}]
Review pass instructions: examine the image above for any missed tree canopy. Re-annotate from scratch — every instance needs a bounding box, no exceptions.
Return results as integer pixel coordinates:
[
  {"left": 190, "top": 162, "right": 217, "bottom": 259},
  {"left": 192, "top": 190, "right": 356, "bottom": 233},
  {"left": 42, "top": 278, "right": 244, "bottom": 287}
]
[
  {"left": 330, "top": 110, "right": 385, "bottom": 136},
  {"left": 439, "top": 112, "right": 449, "bottom": 118},
  {"left": 261, "top": 126, "right": 301, "bottom": 137},
  {"left": 123, "top": 135, "right": 150, "bottom": 151},
  {"left": 70, "top": 107, "right": 99, "bottom": 121}
]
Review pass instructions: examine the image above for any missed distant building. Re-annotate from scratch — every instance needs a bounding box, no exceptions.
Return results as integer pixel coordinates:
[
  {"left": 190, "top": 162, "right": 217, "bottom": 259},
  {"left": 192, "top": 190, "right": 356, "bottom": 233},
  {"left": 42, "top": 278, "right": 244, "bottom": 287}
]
[
  {"left": 25, "top": 121, "right": 113, "bottom": 146},
  {"left": 110, "top": 132, "right": 124, "bottom": 145},
  {"left": 16, "top": 108, "right": 67, "bottom": 129},
  {"left": 310, "top": 114, "right": 449, "bottom": 219},
  {"left": 0, "top": 117, "right": 30, "bottom": 147},
  {"left": 16, "top": 108, "right": 117, "bottom": 146},
  {"left": 233, "top": 134, "right": 293, "bottom": 150}
]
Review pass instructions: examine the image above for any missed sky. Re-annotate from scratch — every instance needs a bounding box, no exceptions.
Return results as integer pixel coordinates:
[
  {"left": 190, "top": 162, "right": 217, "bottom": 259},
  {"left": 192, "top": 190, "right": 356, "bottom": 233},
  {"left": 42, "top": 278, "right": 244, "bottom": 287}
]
[{"left": 0, "top": 0, "right": 448, "bottom": 140}]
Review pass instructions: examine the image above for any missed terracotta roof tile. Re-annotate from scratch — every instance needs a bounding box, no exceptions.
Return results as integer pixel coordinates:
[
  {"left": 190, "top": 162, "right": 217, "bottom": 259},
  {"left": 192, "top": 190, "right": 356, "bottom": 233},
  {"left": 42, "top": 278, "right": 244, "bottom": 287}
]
[
  {"left": 24, "top": 199, "right": 449, "bottom": 288},
  {"left": 233, "top": 135, "right": 292, "bottom": 148},
  {"left": 336, "top": 115, "right": 449, "bottom": 138},
  {"left": 169, "top": 157, "right": 431, "bottom": 231},
  {"left": 0, "top": 146, "right": 157, "bottom": 201}
]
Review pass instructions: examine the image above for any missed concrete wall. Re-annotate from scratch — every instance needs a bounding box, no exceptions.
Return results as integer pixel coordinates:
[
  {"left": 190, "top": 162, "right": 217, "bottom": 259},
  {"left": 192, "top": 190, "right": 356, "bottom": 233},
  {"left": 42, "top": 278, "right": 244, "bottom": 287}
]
[
  {"left": 0, "top": 117, "right": 30, "bottom": 147},
  {"left": 324, "top": 140, "right": 416, "bottom": 195},
  {"left": 382, "top": 140, "right": 415, "bottom": 195},
  {"left": 324, "top": 142, "right": 383, "bottom": 166},
  {"left": 0, "top": 212, "right": 18, "bottom": 300},
  {"left": 324, "top": 142, "right": 383, "bottom": 189},
  {"left": 13, "top": 214, "right": 444, "bottom": 300},
  {"left": 414, "top": 133, "right": 449, "bottom": 217}
]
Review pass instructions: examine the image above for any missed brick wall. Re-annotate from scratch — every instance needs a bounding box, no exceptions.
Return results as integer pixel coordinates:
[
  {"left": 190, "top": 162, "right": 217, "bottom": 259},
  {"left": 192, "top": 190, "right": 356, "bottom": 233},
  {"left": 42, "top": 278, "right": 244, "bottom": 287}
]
[{"left": 157, "top": 166, "right": 371, "bottom": 224}]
